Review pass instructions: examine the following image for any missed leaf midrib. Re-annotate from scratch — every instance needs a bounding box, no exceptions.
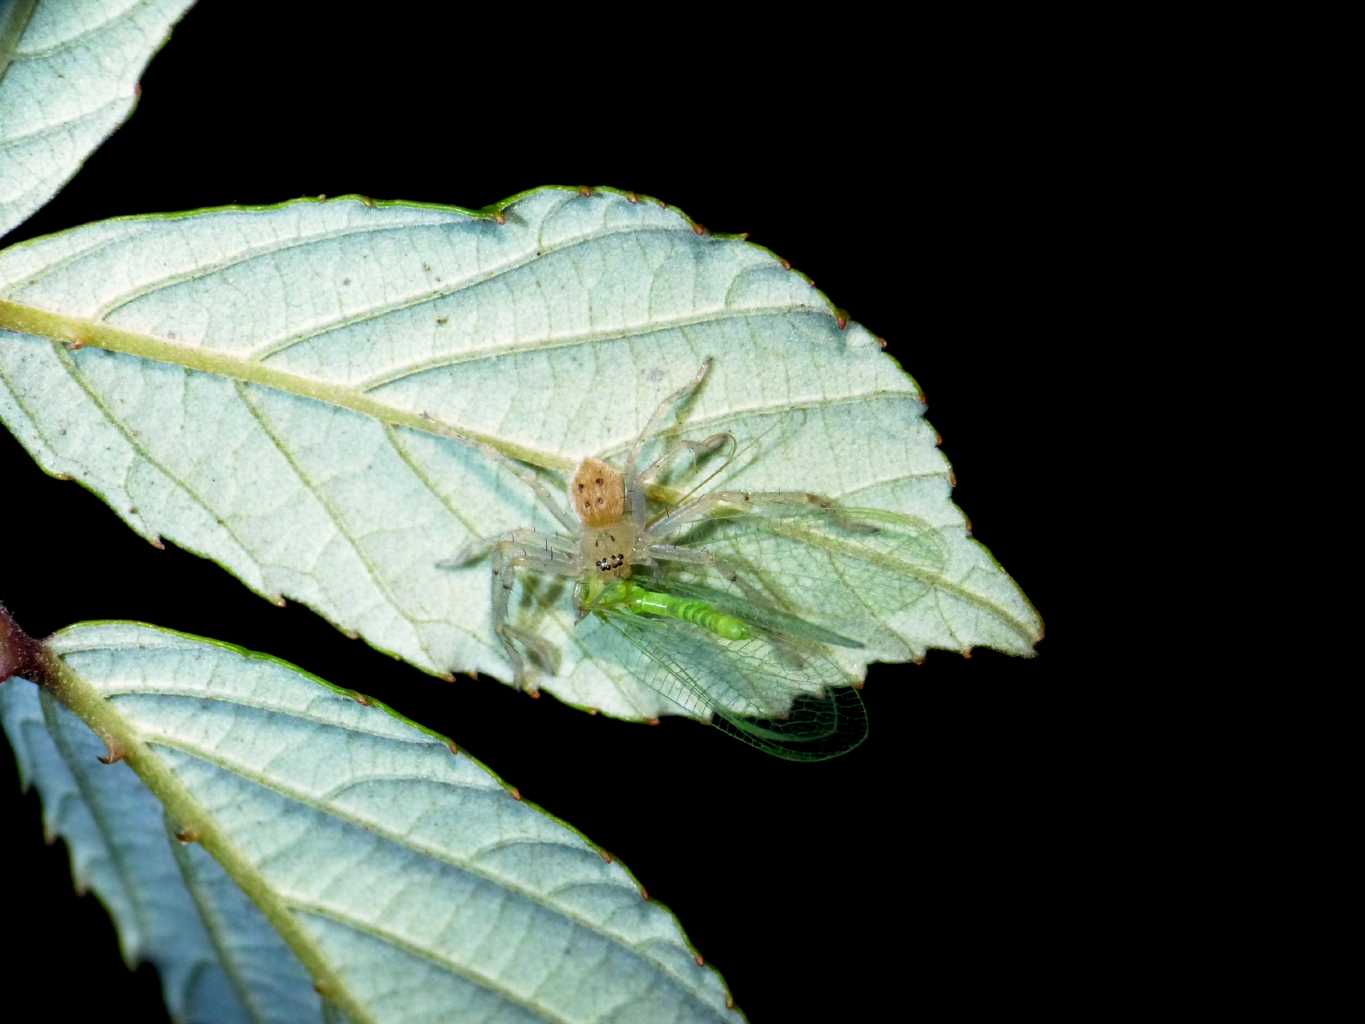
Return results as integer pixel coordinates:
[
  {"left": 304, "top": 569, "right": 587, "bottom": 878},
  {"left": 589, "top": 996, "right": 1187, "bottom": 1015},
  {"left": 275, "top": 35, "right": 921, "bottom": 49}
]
[{"left": 0, "top": 295, "right": 570, "bottom": 470}]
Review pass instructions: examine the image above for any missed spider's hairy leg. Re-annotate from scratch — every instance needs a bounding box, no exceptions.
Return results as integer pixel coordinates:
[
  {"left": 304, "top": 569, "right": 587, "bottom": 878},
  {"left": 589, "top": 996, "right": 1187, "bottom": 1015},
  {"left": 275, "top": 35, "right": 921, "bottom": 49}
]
[
  {"left": 489, "top": 541, "right": 580, "bottom": 693},
  {"left": 647, "top": 490, "right": 878, "bottom": 540},
  {"left": 627, "top": 432, "right": 734, "bottom": 528},
  {"left": 437, "top": 528, "right": 574, "bottom": 569},
  {"left": 645, "top": 542, "right": 775, "bottom": 607},
  {"left": 637, "top": 432, "right": 736, "bottom": 489},
  {"left": 464, "top": 438, "right": 579, "bottom": 533},
  {"left": 623, "top": 357, "right": 714, "bottom": 490}
]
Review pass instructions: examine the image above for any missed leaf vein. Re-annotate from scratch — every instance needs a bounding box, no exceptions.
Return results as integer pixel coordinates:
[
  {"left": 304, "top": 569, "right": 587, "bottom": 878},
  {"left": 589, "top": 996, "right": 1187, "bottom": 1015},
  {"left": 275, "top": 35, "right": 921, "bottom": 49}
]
[
  {"left": 12, "top": 0, "right": 147, "bottom": 61},
  {"left": 249, "top": 224, "right": 699, "bottom": 363},
  {"left": 135, "top": 734, "right": 724, "bottom": 1016},
  {"left": 357, "top": 305, "right": 829, "bottom": 393},
  {"left": 234, "top": 381, "right": 448, "bottom": 667},
  {"left": 289, "top": 902, "right": 576, "bottom": 1024}
]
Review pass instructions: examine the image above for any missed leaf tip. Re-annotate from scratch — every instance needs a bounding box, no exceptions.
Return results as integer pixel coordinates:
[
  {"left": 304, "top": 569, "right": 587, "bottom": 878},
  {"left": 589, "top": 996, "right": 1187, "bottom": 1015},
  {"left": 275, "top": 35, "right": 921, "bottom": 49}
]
[
  {"left": 694, "top": 953, "right": 705, "bottom": 967},
  {"left": 446, "top": 740, "right": 460, "bottom": 755},
  {"left": 509, "top": 786, "right": 522, "bottom": 801},
  {"left": 625, "top": 191, "right": 640, "bottom": 204},
  {"left": 646, "top": 717, "right": 660, "bottom": 727},
  {"left": 578, "top": 185, "right": 594, "bottom": 197},
  {"left": 692, "top": 221, "right": 707, "bottom": 237},
  {"left": 96, "top": 740, "right": 126, "bottom": 765},
  {"left": 835, "top": 309, "right": 849, "bottom": 331},
  {"left": 350, "top": 691, "right": 372, "bottom": 706}
]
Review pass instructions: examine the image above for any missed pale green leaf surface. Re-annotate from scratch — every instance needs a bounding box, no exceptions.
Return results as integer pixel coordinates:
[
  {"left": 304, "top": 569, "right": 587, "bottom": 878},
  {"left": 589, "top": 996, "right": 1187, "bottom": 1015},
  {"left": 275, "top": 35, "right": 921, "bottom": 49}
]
[
  {"left": 4, "top": 622, "right": 734, "bottom": 1023},
  {"left": 0, "top": 187, "right": 1042, "bottom": 720},
  {"left": 0, "top": 0, "right": 196, "bottom": 239},
  {"left": 0, "top": 675, "right": 327, "bottom": 1024}
]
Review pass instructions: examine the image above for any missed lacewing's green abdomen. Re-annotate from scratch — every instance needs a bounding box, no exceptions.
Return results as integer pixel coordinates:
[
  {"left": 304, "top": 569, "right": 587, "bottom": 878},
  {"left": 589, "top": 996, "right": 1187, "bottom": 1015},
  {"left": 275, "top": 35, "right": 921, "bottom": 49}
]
[{"left": 597, "top": 581, "right": 751, "bottom": 641}]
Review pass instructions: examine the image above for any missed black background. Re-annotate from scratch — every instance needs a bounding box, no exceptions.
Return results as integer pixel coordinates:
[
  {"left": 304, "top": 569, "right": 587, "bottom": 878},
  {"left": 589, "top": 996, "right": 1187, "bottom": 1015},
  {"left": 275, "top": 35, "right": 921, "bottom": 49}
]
[{"left": 1, "top": 4, "right": 1091, "bottom": 1021}]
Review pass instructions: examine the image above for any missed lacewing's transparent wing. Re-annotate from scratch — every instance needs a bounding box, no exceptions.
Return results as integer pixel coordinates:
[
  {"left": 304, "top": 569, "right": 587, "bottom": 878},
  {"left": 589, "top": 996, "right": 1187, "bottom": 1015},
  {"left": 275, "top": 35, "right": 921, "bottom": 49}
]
[
  {"left": 668, "top": 505, "right": 957, "bottom": 660},
  {"left": 596, "top": 602, "right": 868, "bottom": 761},
  {"left": 583, "top": 505, "right": 959, "bottom": 759}
]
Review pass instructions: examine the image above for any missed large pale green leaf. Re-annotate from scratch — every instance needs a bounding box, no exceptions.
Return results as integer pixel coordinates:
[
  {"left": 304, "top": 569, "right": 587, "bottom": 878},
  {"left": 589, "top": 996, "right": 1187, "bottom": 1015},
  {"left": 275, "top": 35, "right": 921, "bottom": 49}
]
[
  {"left": 0, "top": 187, "right": 1041, "bottom": 720},
  {"left": 1, "top": 622, "right": 734, "bottom": 1023},
  {"left": 0, "top": 0, "right": 196, "bottom": 239}
]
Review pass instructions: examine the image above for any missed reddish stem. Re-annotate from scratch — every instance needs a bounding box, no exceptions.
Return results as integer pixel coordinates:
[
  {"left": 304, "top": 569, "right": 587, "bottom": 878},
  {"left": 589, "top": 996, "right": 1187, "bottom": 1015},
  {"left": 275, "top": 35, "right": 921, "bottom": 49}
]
[{"left": 0, "top": 602, "right": 46, "bottom": 686}]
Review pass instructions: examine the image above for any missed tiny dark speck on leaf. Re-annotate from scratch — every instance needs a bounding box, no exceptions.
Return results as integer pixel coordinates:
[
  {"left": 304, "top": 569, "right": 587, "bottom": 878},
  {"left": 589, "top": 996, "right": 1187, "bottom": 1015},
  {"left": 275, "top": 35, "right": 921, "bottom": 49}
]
[
  {"left": 436, "top": 317, "right": 448, "bottom": 326},
  {"left": 342, "top": 277, "right": 351, "bottom": 286}
]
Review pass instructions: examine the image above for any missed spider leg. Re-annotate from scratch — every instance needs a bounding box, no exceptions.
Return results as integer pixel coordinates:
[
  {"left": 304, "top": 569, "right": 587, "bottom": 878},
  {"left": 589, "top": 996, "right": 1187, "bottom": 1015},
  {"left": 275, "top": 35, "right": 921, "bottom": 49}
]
[
  {"left": 646, "top": 489, "right": 877, "bottom": 540},
  {"left": 623, "top": 358, "right": 714, "bottom": 493},
  {"left": 645, "top": 542, "right": 774, "bottom": 606},
  {"left": 488, "top": 541, "right": 580, "bottom": 694},
  {"left": 646, "top": 543, "right": 823, "bottom": 671},
  {"left": 467, "top": 438, "right": 580, "bottom": 533},
  {"left": 637, "top": 433, "right": 736, "bottom": 489},
  {"left": 627, "top": 432, "right": 735, "bottom": 527},
  {"left": 438, "top": 528, "right": 575, "bottom": 568}
]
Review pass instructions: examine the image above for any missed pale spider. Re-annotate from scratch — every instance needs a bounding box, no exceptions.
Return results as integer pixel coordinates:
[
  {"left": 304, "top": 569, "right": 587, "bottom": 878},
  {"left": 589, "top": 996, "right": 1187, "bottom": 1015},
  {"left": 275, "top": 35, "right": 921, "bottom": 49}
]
[{"left": 445, "top": 357, "right": 863, "bottom": 704}]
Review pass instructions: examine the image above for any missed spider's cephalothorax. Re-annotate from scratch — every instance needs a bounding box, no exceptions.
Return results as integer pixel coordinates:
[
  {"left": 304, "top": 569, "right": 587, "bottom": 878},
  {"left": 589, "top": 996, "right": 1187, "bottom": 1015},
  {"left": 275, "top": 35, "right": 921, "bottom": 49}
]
[{"left": 571, "top": 457, "right": 637, "bottom": 581}]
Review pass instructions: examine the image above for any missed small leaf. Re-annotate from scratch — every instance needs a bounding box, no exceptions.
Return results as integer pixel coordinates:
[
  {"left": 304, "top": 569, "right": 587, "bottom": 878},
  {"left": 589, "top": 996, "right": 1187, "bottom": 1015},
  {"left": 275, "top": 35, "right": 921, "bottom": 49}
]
[
  {"left": 2, "top": 621, "right": 734, "bottom": 1022},
  {"left": 0, "top": 187, "right": 1041, "bottom": 719},
  {"left": 0, "top": 0, "right": 196, "bottom": 240}
]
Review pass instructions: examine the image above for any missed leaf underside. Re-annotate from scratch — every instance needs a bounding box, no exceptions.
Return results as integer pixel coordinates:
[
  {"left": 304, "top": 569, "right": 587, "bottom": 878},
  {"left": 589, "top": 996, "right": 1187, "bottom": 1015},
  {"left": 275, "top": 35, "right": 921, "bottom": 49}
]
[
  {"left": 0, "top": 186, "right": 1042, "bottom": 720},
  {"left": 0, "top": 0, "right": 196, "bottom": 240}
]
